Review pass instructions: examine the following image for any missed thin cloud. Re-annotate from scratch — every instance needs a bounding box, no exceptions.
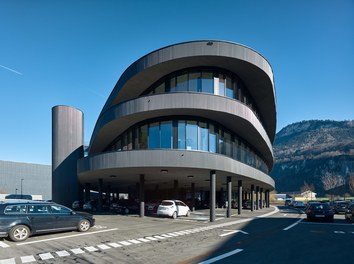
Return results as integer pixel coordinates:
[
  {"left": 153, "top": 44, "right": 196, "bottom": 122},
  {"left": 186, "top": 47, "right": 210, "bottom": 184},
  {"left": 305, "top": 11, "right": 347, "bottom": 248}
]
[{"left": 0, "top": 64, "right": 23, "bottom": 75}]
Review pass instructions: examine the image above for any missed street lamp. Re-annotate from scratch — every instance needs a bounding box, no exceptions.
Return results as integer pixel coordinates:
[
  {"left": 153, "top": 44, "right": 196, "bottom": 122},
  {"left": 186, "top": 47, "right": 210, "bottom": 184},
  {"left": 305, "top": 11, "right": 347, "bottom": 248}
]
[
  {"left": 20, "top": 179, "right": 24, "bottom": 199},
  {"left": 15, "top": 188, "right": 18, "bottom": 195}
]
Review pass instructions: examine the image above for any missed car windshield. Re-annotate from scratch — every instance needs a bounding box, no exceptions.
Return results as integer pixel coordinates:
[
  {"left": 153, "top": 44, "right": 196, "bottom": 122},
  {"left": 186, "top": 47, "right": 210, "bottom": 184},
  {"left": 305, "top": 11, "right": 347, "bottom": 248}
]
[
  {"left": 312, "top": 204, "right": 329, "bottom": 210},
  {"left": 161, "top": 201, "right": 173, "bottom": 206}
]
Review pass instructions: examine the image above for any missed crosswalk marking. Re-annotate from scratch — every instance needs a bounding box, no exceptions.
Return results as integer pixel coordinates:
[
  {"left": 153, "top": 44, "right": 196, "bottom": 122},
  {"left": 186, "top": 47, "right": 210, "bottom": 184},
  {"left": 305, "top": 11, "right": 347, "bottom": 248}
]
[
  {"left": 153, "top": 235, "right": 166, "bottom": 239},
  {"left": 137, "top": 238, "right": 150, "bottom": 242},
  {"left": 0, "top": 241, "right": 10, "bottom": 248},
  {"left": 85, "top": 246, "right": 99, "bottom": 252},
  {"left": 71, "top": 248, "right": 85, "bottom": 254},
  {"left": 0, "top": 258, "right": 15, "bottom": 264},
  {"left": 107, "top": 242, "right": 122, "bottom": 248},
  {"left": 118, "top": 241, "right": 132, "bottom": 246},
  {"left": 39, "top": 253, "right": 54, "bottom": 260},
  {"left": 97, "top": 244, "right": 111, "bottom": 250},
  {"left": 20, "top": 255, "right": 36, "bottom": 263},
  {"left": 128, "top": 239, "right": 141, "bottom": 244},
  {"left": 145, "top": 236, "right": 158, "bottom": 241},
  {"left": 56, "top": 250, "right": 70, "bottom": 257}
]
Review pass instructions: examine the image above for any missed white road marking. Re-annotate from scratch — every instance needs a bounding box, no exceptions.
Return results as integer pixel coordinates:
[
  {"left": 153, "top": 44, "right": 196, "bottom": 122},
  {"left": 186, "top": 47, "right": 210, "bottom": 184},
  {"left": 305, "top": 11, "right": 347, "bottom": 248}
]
[
  {"left": 166, "top": 233, "right": 179, "bottom": 237},
  {"left": 97, "top": 244, "right": 111, "bottom": 250},
  {"left": 160, "top": 234, "right": 173, "bottom": 238},
  {"left": 220, "top": 230, "right": 248, "bottom": 237},
  {"left": 0, "top": 241, "right": 10, "bottom": 248},
  {"left": 283, "top": 214, "right": 288, "bottom": 216},
  {"left": 118, "top": 241, "right": 132, "bottom": 246},
  {"left": 0, "top": 258, "right": 15, "bottom": 264},
  {"left": 137, "top": 238, "right": 150, "bottom": 243},
  {"left": 56, "top": 250, "right": 71, "bottom": 257},
  {"left": 107, "top": 242, "right": 122, "bottom": 248},
  {"left": 71, "top": 248, "right": 85, "bottom": 254},
  {"left": 128, "top": 239, "right": 141, "bottom": 244},
  {"left": 20, "top": 255, "right": 36, "bottom": 263},
  {"left": 16, "top": 228, "right": 118, "bottom": 246},
  {"left": 283, "top": 218, "right": 304, "bottom": 231},
  {"left": 257, "top": 206, "right": 280, "bottom": 218},
  {"left": 145, "top": 236, "right": 158, "bottom": 241},
  {"left": 39, "top": 252, "right": 54, "bottom": 260},
  {"left": 153, "top": 235, "right": 166, "bottom": 239},
  {"left": 85, "top": 246, "right": 99, "bottom": 252},
  {"left": 198, "top": 248, "right": 244, "bottom": 264},
  {"left": 334, "top": 231, "right": 345, "bottom": 234}
]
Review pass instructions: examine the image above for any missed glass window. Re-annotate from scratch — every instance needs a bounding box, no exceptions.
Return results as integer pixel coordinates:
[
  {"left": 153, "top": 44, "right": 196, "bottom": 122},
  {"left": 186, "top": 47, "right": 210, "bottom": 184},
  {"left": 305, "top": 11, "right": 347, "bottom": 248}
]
[
  {"left": 139, "top": 125, "right": 148, "bottom": 149},
  {"left": 201, "top": 72, "right": 213, "bottom": 94},
  {"left": 50, "top": 205, "right": 71, "bottom": 214},
  {"left": 127, "top": 130, "right": 133, "bottom": 150},
  {"left": 215, "top": 74, "right": 225, "bottom": 96},
  {"left": 5, "top": 205, "right": 27, "bottom": 214},
  {"left": 160, "top": 121, "right": 172, "bottom": 149},
  {"left": 155, "top": 82, "right": 165, "bottom": 94},
  {"left": 133, "top": 127, "right": 139, "bottom": 150},
  {"left": 122, "top": 132, "right": 128, "bottom": 151},
  {"left": 186, "top": 121, "right": 198, "bottom": 150},
  {"left": 233, "top": 80, "right": 238, "bottom": 100},
  {"left": 176, "top": 74, "right": 188, "bottom": 92},
  {"left": 224, "top": 132, "right": 232, "bottom": 157},
  {"left": 189, "top": 72, "right": 201, "bottom": 92},
  {"left": 208, "top": 124, "right": 216, "bottom": 153},
  {"left": 198, "top": 122, "right": 208, "bottom": 151},
  {"left": 218, "top": 130, "right": 224, "bottom": 154},
  {"left": 169, "top": 77, "right": 176, "bottom": 92},
  {"left": 28, "top": 205, "right": 49, "bottom": 214},
  {"left": 148, "top": 122, "right": 160, "bottom": 149},
  {"left": 225, "top": 77, "right": 234, "bottom": 99},
  {"left": 177, "top": 121, "right": 186, "bottom": 149}
]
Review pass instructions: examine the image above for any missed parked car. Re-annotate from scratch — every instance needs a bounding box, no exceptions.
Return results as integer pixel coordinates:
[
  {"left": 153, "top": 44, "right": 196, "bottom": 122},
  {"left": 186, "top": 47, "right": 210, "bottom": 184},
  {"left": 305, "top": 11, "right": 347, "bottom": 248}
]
[
  {"left": 83, "top": 200, "right": 98, "bottom": 212},
  {"left": 110, "top": 199, "right": 139, "bottom": 214},
  {"left": 293, "top": 201, "right": 306, "bottom": 208},
  {"left": 284, "top": 200, "right": 292, "bottom": 206},
  {"left": 306, "top": 203, "right": 334, "bottom": 222},
  {"left": 333, "top": 201, "right": 350, "bottom": 214},
  {"left": 156, "top": 200, "right": 190, "bottom": 219},
  {"left": 144, "top": 200, "right": 161, "bottom": 215},
  {"left": 71, "top": 200, "right": 81, "bottom": 210},
  {"left": 242, "top": 200, "right": 253, "bottom": 209},
  {"left": 344, "top": 203, "right": 354, "bottom": 222},
  {"left": 0, "top": 200, "right": 95, "bottom": 242}
]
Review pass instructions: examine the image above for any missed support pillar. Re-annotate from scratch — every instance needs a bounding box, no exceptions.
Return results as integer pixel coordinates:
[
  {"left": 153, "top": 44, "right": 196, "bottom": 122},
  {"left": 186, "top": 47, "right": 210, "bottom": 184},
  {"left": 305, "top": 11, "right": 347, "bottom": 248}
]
[
  {"left": 84, "top": 183, "right": 91, "bottom": 203},
  {"left": 238, "top": 180, "right": 242, "bottom": 215},
  {"left": 98, "top": 179, "right": 103, "bottom": 211},
  {"left": 260, "top": 188, "right": 264, "bottom": 209},
  {"left": 139, "top": 174, "right": 145, "bottom": 217},
  {"left": 210, "top": 170, "right": 216, "bottom": 222},
  {"left": 174, "top": 180, "right": 179, "bottom": 199},
  {"left": 266, "top": 190, "right": 270, "bottom": 208},
  {"left": 256, "top": 186, "right": 259, "bottom": 210},
  {"left": 251, "top": 184, "right": 255, "bottom": 212},
  {"left": 191, "top": 183, "right": 195, "bottom": 211},
  {"left": 227, "top": 176, "right": 232, "bottom": 218}
]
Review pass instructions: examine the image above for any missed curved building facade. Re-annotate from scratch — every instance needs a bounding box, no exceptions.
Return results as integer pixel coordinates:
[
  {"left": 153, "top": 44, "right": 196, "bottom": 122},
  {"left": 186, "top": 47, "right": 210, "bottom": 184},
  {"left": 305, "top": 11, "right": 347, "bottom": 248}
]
[{"left": 75, "top": 40, "right": 276, "bottom": 220}]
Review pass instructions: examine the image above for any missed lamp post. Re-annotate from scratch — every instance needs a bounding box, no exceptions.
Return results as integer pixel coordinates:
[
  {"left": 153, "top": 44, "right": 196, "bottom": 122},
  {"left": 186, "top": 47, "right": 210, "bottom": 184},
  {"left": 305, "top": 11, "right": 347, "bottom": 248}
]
[
  {"left": 20, "top": 179, "right": 24, "bottom": 199},
  {"left": 15, "top": 188, "right": 18, "bottom": 195}
]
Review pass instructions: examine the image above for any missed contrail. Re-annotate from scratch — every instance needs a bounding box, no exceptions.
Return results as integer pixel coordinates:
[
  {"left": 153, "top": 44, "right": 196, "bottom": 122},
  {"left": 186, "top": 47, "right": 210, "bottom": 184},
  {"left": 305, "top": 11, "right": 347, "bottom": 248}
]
[{"left": 0, "top": 64, "right": 23, "bottom": 75}]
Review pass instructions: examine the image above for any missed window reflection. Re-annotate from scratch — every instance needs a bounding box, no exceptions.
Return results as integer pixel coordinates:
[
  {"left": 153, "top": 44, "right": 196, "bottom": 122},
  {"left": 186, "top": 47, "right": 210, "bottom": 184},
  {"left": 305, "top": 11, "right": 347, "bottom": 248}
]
[{"left": 105, "top": 118, "right": 269, "bottom": 173}]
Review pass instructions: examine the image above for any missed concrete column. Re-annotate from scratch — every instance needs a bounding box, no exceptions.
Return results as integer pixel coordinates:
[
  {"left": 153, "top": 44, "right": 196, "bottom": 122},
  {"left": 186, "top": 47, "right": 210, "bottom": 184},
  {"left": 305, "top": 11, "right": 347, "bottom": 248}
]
[
  {"left": 260, "top": 188, "right": 264, "bottom": 209},
  {"left": 191, "top": 183, "right": 195, "bottom": 211},
  {"left": 139, "top": 174, "right": 145, "bottom": 217},
  {"left": 238, "top": 180, "right": 242, "bottom": 215},
  {"left": 210, "top": 170, "right": 216, "bottom": 222},
  {"left": 174, "top": 180, "right": 179, "bottom": 199},
  {"left": 52, "top": 106, "right": 84, "bottom": 207},
  {"left": 256, "top": 186, "right": 259, "bottom": 210},
  {"left": 251, "top": 184, "right": 255, "bottom": 212},
  {"left": 227, "top": 176, "right": 232, "bottom": 218},
  {"left": 84, "top": 183, "right": 91, "bottom": 203},
  {"left": 98, "top": 179, "right": 103, "bottom": 211},
  {"left": 266, "top": 190, "right": 270, "bottom": 208}
]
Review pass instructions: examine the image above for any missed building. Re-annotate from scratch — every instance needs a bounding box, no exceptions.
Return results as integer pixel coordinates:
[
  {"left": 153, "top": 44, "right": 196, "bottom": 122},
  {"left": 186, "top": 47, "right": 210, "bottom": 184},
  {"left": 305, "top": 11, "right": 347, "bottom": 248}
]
[
  {"left": 0, "top": 160, "right": 51, "bottom": 200},
  {"left": 52, "top": 40, "right": 276, "bottom": 221}
]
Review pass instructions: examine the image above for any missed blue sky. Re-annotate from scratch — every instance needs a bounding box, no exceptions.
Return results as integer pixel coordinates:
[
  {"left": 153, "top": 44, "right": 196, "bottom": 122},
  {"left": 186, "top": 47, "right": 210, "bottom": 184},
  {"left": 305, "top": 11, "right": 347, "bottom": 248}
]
[{"left": 0, "top": 0, "right": 353, "bottom": 165}]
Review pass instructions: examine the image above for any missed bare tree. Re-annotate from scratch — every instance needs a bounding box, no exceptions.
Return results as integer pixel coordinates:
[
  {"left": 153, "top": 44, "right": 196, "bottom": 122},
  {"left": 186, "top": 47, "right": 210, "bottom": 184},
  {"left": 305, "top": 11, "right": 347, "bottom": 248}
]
[
  {"left": 321, "top": 173, "right": 345, "bottom": 199},
  {"left": 300, "top": 181, "right": 315, "bottom": 193}
]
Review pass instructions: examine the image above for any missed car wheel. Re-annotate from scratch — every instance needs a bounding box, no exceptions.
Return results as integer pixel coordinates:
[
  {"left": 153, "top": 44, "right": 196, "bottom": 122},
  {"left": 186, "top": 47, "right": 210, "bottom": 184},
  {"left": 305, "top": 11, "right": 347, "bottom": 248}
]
[
  {"left": 78, "top": 219, "right": 91, "bottom": 232},
  {"left": 9, "top": 225, "right": 30, "bottom": 242},
  {"left": 186, "top": 210, "right": 190, "bottom": 217},
  {"left": 172, "top": 211, "right": 177, "bottom": 219}
]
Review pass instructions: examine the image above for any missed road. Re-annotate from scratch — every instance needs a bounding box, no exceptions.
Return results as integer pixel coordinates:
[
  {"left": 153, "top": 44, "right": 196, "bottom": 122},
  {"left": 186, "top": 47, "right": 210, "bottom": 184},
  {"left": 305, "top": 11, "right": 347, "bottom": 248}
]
[{"left": 0, "top": 206, "right": 353, "bottom": 263}]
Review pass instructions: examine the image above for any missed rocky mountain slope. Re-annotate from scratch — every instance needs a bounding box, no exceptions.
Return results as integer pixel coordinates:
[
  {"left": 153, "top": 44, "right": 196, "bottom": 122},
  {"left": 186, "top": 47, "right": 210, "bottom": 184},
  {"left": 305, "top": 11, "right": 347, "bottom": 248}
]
[{"left": 270, "top": 120, "right": 354, "bottom": 196}]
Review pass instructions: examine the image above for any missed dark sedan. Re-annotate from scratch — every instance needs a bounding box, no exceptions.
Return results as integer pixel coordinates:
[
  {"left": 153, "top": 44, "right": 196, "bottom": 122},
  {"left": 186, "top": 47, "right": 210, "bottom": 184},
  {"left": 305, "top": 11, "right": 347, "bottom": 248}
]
[
  {"left": 344, "top": 203, "right": 354, "bottom": 222},
  {"left": 306, "top": 203, "right": 334, "bottom": 222},
  {"left": 0, "top": 200, "right": 95, "bottom": 242}
]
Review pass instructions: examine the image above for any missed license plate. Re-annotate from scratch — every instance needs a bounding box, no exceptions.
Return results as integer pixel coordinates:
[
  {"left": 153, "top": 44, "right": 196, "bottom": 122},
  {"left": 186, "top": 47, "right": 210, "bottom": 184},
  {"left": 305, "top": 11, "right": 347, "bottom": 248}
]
[{"left": 315, "top": 215, "right": 325, "bottom": 217}]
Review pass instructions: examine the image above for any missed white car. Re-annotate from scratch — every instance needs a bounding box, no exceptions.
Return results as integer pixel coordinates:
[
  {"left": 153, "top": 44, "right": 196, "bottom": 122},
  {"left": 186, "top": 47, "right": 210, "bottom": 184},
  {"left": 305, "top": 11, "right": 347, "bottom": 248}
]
[{"left": 156, "top": 200, "right": 190, "bottom": 219}]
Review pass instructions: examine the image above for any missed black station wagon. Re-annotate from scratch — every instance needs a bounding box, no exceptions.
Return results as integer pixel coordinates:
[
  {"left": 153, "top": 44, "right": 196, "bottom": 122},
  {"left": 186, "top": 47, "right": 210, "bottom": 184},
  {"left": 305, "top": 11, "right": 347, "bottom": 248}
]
[{"left": 0, "top": 200, "right": 95, "bottom": 242}]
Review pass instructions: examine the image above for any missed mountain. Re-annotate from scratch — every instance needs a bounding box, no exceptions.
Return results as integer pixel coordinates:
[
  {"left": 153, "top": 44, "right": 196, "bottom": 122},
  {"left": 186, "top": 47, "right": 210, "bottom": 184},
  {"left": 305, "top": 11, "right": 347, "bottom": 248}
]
[{"left": 270, "top": 120, "right": 354, "bottom": 196}]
